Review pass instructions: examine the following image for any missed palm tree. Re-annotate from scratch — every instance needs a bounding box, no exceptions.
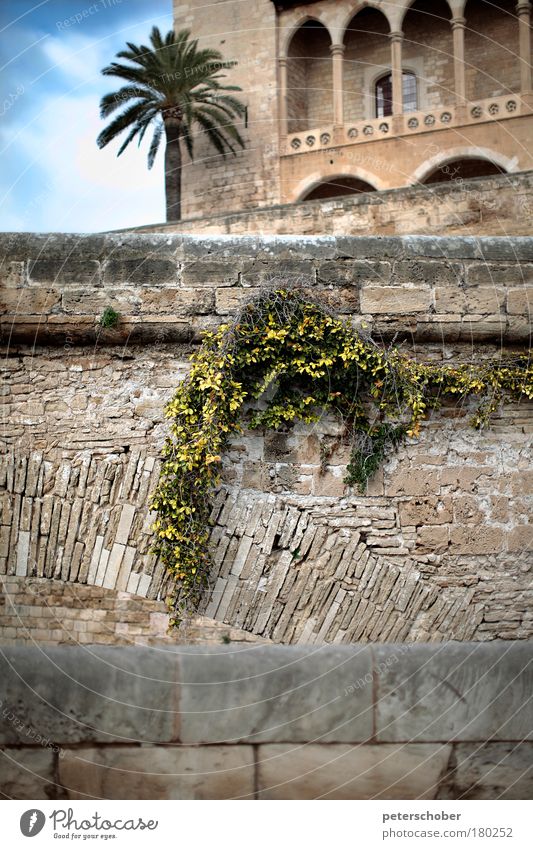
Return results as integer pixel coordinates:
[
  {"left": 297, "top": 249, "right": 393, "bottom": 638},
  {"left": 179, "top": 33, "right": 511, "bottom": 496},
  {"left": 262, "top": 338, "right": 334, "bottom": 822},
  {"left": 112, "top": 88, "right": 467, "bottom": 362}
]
[{"left": 97, "top": 27, "right": 246, "bottom": 221}]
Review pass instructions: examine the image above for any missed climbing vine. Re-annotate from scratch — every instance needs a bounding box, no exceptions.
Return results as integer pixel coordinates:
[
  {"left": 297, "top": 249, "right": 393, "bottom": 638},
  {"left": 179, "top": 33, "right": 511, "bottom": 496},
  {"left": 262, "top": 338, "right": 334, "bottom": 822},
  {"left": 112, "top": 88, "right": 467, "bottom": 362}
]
[{"left": 150, "top": 289, "right": 532, "bottom": 621}]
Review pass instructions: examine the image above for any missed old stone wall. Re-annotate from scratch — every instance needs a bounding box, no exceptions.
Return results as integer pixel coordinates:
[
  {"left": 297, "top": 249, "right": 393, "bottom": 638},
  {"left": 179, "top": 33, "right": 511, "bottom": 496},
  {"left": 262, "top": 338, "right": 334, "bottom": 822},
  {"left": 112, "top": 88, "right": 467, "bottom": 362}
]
[
  {"left": 172, "top": 0, "right": 280, "bottom": 219},
  {"left": 172, "top": 0, "right": 533, "bottom": 217},
  {"left": 130, "top": 171, "right": 533, "bottom": 238},
  {"left": 0, "top": 576, "right": 266, "bottom": 647},
  {"left": 1, "top": 643, "right": 531, "bottom": 799},
  {"left": 1, "top": 233, "right": 532, "bottom": 645}
]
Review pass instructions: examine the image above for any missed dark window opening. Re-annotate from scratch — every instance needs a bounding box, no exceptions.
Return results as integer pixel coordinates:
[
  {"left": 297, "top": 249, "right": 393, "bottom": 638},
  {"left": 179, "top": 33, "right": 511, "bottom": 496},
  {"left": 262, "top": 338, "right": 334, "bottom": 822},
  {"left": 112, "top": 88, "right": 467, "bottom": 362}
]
[
  {"left": 301, "top": 176, "right": 376, "bottom": 201},
  {"left": 375, "top": 72, "right": 417, "bottom": 117},
  {"left": 423, "top": 158, "right": 505, "bottom": 185}
]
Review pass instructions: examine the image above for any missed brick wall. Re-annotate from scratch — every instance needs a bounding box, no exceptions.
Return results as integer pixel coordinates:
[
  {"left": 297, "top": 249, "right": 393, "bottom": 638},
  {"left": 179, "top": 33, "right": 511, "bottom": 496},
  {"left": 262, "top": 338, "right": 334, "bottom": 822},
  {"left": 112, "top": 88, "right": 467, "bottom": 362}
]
[
  {"left": 1, "top": 643, "right": 531, "bottom": 799},
  {"left": 0, "top": 232, "right": 531, "bottom": 646}
]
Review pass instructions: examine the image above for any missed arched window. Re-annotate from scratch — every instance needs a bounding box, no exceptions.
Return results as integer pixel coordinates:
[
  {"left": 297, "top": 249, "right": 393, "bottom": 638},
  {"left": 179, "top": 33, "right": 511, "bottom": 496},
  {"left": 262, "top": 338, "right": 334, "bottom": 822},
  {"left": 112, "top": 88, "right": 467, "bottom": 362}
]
[
  {"left": 422, "top": 158, "right": 505, "bottom": 185},
  {"left": 300, "top": 176, "right": 377, "bottom": 202},
  {"left": 375, "top": 72, "right": 417, "bottom": 117}
]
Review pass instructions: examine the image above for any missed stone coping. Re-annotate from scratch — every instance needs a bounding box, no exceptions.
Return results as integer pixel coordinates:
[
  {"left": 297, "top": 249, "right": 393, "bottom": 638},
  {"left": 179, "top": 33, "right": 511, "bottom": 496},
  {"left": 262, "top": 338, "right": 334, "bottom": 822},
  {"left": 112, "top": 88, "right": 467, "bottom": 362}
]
[
  {"left": 2, "top": 231, "right": 533, "bottom": 259},
  {"left": 1, "top": 232, "right": 532, "bottom": 345},
  {"left": 0, "top": 642, "right": 531, "bottom": 745}
]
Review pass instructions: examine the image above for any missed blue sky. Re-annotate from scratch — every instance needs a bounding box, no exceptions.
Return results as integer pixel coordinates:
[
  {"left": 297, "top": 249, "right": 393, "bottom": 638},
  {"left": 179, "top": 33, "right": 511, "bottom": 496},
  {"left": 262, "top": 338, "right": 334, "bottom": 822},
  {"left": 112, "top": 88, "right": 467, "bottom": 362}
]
[{"left": 0, "top": 0, "right": 173, "bottom": 232}]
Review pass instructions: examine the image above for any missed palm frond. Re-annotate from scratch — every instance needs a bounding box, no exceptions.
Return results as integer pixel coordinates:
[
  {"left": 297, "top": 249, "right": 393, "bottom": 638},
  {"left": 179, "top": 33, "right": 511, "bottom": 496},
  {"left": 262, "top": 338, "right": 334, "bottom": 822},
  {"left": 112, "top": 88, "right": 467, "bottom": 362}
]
[
  {"left": 97, "top": 101, "right": 154, "bottom": 149},
  {"left": 147, "top": 122, "right": 164, "bottom": 168},
  {"left": 97, "top": 26, "right": 247, "bottom": 199}
]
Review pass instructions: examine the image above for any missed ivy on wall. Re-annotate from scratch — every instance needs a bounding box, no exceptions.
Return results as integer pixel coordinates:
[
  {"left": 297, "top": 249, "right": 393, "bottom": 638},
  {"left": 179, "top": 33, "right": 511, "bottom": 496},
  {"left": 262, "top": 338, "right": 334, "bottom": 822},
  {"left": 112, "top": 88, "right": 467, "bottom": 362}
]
[{"left": 150, "top": 289, "right": 532, "bottom": 621}]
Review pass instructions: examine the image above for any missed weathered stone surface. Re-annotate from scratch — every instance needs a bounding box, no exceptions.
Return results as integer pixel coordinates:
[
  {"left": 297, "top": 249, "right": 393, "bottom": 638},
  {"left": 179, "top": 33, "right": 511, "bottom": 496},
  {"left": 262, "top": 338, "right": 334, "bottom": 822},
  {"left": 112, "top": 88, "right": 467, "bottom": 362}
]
[
  {"left": 437, "top": 742, "right": 533, "bottom": 800},
  {"left": 1, "top": 289, "right": 60, "bottom": 315},
  {"left": 507, "top": 288, "right": 533, "bottom": 316},
  {"left": 257, "top": 743, "right": 451, "bottom": 799},
  {"left": 466, "top": 262, "right": 533, "bottom": 288},
  {"left": 375, "top": 643, "right": 533, "bottom": 742},
  {"left": 0, "top": 748, "right": 57, "bottom": 799},
  {"left": 0, "top": 646, "right": 179, "bottom": 744},
  {"left": 360, "top": 285, "right": 432, "bottom": 314},
  {"left": 59, "top": 745, "right": 255, "bottom": 800},
  {"left": 1, "top": 232, "right": 532, "bottom": 645},
  {"left": 27, "top": 259, "right": 100, "bottom": 286},
  {"left": 178, "top": 645, "right": 373, "bottom": 743},
  {"left": 102, "top": 259, "right": 179, "bottom": 285},
  {"left": 181, "top": 259, "right": 242, "bottom": 287}
]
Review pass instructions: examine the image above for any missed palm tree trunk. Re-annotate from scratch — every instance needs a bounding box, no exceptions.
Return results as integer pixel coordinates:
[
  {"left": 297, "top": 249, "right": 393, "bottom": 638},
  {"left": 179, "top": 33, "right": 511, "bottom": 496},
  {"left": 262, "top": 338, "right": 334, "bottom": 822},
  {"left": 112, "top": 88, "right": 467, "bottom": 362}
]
[{"left": 164, "top": 120, "right": 182, "bottom": 221}]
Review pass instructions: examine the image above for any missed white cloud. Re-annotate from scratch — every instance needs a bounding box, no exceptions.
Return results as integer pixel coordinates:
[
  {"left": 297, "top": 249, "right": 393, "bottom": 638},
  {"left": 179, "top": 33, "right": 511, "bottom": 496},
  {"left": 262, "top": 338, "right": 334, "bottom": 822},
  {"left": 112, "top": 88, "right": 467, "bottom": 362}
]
[
  {"left": 41, "top": 33, "right": 108, "bottom": 84},
  {"left": 2, "top": 89, "right": 166, "bottom": 232}
]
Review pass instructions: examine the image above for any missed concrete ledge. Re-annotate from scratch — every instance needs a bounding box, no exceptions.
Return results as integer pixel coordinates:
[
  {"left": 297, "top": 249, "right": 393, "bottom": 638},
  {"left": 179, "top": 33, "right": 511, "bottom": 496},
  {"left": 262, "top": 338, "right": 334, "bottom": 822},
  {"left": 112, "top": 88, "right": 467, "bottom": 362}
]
[
  {"left": 1, "top": 643, "right": 531, "bottom": 799},
  {"left": 1, "top": 642, "right": 531, "bottom": 745}
]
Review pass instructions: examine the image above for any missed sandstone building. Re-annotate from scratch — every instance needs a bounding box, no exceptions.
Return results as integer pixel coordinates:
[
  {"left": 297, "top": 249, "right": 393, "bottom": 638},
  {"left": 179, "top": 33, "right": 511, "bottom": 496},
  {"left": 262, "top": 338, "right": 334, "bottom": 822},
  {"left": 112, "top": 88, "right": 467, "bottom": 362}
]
[{"left": 169, "top": 0, "right": 533, "bottom": 231}]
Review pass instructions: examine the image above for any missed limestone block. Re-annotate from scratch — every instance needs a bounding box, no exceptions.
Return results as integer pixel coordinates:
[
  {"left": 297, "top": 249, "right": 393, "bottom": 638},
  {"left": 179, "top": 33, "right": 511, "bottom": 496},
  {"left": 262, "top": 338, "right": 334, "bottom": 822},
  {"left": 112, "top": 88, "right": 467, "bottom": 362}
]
[
  {"left": 215, "top": 287, "right": 261, "bottom": 314},
  {"left": 115, "top": 504, "right": 136, "bottom": 546},
  {"left": 393, "top": 260, "right": 462, "bottom": 287},
  {"left": 399, "top": 497, "right": 452, "bottom": 527},
  {"left": 437, "top": 742, "right": 533, "bottom": 800},
  {"left": 416, "top": 525, "right": 449, "bottom": 552},
  {"left": 449, "top": 526, "right": 504, "bottom": 555},
  {"left": 61, "top": 288, "right": 141, "bottom": 315},
  {"left": 257, "top": 742, "right": 451, "bottom": 799},
  {"left": 59, "top": 745, "right": 255, "bottom": 800},
  {"left": 102, "top": 258, "right": 178, "bottom": 285},
  {"left": 507, "top": 288, "right": 533, "bottom": 316},
  {"left": 466, "top": 287, "right": 506, "bottom": 314},
  {"left": 178, "top": 645, "right": 373, "bottom": 743},
  {"left": 434, "top": 287, "right": 466, "bottom": 314},
  {"left": 242, "top": 259, "right": 316, "bottom": 285},
  {"left": 0, "top": 289, "right": 60, "bottom": 315},
  {"left": 0, "top": 748, "right": 56, "bottom": 799},
  {"left": 27, "top": 259, "right": 100, "bottom": 286},
  {"left": 466, "top": 263, "right": 533, "bottom": 287},
  {"left": 374, "top": 643, "right": 533, "bottom": 742},
  {"left": 386, "top": 469, "right": 440, "bottom": 497},
  {"left": 507, "top": 524, "right": 533, "bottom": 552},
  {"left": 317, "top": 260, "right": 391, "bottom": 286},
  {"left": 360, "top": 285, "right": 432, "bottom": 314},
  {"left": 181, "top": 259, "right": 242, "bottom": 287},
  {"left": 0, "top": 646, "right": 179, "bottom": 744},
  {"left": 140, "top": 288, "right": 214, "bottom": 315}
]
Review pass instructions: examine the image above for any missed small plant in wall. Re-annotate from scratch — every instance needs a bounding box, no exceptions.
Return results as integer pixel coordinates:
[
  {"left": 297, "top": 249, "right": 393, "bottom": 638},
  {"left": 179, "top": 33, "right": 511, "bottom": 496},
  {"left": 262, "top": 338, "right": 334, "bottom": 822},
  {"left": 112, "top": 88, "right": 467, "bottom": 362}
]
[
  {"left": 99, "top": 306, "right": 119, "bottom": 328},
  {"left": 151, "top": 289, "right": 532, "bottom": 624}
]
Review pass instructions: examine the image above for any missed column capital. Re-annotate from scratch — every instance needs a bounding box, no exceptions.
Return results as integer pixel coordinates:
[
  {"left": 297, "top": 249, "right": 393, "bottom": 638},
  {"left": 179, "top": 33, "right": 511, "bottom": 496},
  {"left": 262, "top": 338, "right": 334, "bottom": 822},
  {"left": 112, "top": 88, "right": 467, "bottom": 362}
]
[
  {"left": 516, "top": 1, "right": 531, "bottom": 16},
  {"left": 278, "top": 57, "right": 288, "bottom": 67},
  {"left": 329, "top": 43, "right": 345, "bottom": 56},
  {"left": 451, "top": 16, "right": 466, "bottom": 29},
  {"left": 389, "top": 30, "right": 404, "bottom": 43}
]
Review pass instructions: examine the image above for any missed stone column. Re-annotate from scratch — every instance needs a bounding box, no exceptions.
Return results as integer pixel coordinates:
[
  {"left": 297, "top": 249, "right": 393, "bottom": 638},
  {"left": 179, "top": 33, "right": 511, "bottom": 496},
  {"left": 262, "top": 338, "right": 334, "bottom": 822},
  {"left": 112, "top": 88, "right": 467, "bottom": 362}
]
[
  {"left": 330, "top": 43, "right": 345, "bottom": 127},
  {"left": 451, "top": 16, "right": 467, "bottom": 103},
  {"left": 278, "top": 57, "right": 288, "bottom": 136},
  {"left": 517, "top": 2, "right": 532, "bottom": 92},
  {"left": 390, "top": 31, "right": 404, "bottom": 115}
]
